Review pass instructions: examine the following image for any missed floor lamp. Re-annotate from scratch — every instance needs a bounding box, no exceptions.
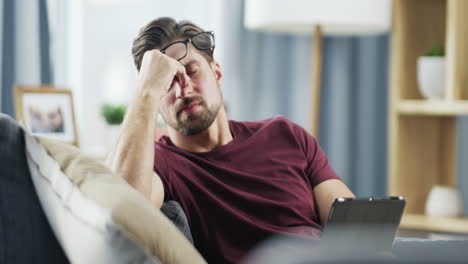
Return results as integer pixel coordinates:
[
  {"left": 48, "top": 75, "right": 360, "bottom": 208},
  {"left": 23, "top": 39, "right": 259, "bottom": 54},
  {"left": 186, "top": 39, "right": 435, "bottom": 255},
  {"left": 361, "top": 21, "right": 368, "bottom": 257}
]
[{"left": 244, "top": 0, "right": 391, "bottom": 139}]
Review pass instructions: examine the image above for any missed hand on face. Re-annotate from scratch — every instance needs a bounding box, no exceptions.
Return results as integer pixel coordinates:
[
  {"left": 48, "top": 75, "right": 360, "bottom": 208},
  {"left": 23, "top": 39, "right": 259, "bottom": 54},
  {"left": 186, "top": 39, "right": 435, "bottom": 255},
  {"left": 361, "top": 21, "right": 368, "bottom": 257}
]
[{"left": 138, "top": 49, "right": 190, "bottom": 98}]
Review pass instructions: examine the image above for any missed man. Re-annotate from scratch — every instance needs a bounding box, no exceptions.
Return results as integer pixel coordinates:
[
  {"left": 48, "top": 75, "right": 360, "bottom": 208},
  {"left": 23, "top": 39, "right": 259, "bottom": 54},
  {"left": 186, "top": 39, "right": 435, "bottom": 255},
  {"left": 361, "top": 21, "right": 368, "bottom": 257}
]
[{"left": 106, "top": 17, "right": 355, "bottom": 263}]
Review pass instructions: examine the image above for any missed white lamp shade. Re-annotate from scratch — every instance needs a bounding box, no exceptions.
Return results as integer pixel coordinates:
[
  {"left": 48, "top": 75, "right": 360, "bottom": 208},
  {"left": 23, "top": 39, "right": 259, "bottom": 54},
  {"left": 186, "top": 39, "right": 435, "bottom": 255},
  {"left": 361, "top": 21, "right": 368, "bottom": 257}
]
[{"left": 245, "top": 0, "right": 392, "bottom": 35}]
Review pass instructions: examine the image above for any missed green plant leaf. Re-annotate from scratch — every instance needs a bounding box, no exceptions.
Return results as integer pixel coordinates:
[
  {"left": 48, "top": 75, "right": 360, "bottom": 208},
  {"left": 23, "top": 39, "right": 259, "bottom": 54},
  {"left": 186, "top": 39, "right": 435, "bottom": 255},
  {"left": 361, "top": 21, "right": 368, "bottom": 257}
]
[
  {"left": 101, "top": 104, "right": 127, "bottom": 125},
  {"left": 423, "top": 44, "right": 445, "bottom": 57}
]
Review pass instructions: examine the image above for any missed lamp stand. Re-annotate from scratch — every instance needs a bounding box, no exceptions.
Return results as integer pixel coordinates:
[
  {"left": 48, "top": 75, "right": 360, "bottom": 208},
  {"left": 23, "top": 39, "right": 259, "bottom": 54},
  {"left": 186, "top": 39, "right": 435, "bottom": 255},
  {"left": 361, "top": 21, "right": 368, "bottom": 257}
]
[{"left": 310, "top": 25, "right": 323, "bottom": 139}]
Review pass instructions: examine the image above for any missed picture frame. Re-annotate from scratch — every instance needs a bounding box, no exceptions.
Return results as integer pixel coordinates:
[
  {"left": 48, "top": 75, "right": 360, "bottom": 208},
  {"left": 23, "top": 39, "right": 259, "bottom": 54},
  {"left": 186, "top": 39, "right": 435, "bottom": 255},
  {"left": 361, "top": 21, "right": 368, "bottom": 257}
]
[{"left": 14, "top": 85, "right": 79, "bottom": 146}]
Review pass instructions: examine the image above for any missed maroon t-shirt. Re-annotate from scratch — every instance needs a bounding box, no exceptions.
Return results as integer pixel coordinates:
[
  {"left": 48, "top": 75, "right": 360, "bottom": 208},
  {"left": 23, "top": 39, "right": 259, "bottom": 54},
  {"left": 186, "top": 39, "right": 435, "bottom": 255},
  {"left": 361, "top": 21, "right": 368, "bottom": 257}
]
[{"left": 154, "top": 116, "right": 341, "bottom": 263}]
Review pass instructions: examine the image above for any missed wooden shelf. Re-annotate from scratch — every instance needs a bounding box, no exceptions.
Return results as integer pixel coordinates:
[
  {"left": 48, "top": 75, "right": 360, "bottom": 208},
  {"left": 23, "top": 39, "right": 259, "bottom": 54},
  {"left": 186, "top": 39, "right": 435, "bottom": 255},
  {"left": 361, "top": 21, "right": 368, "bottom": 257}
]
[
  {"left": 389, "top": 0, "right": 468, "bottom": 234},
  {"left": 397, "top": 100, "right": 468, "bottom": 116},
  {"left": 400, "top": 214, "right": 468, "bottom": 234}
]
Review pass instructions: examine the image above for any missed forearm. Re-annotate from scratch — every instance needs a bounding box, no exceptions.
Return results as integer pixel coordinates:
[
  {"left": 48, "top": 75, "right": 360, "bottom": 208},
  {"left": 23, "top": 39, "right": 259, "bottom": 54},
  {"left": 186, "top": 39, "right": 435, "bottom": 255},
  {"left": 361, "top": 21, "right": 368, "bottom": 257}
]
[
  {"left": 106, "top": 87, "right": 161, "bottom": 198},
  {"left": 105, "top": 49, "right": 188, "bottom": 202},
  {"left": 314, "top": 179, "right": 355, "bottom": 225}
]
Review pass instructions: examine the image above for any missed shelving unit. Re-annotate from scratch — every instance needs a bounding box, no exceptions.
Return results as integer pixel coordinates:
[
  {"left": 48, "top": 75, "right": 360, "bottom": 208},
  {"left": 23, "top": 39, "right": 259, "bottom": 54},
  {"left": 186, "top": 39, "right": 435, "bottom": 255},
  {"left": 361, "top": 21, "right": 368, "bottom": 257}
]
[
  {"left": 388, "top": 0, "right": 468, "bottom": 234},
  {"left": 402, "top": 214, "right": 468, "bottom": 234},
  {"left": 397, "top": 100, "right": 468, "bottom": 116}
]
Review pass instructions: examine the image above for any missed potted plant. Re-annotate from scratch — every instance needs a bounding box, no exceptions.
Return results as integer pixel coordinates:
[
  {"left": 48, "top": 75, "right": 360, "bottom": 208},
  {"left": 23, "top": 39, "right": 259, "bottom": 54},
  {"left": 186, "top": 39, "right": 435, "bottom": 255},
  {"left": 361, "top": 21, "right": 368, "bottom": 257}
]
[
  {"left": 425, "top": 185, "right": 463, "bottom": 217},
  {"left": 417, "top": 44, "right": 445, "bottom": 100},
  {"left": 101, "top": 103, "right": 127, "bottom": 148}
]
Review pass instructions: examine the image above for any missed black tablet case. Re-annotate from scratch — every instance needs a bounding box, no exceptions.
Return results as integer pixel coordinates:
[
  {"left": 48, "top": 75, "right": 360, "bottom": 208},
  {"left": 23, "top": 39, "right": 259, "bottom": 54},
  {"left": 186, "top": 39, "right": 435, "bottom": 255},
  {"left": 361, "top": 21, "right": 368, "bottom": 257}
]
[{"left": 321, "top": 197, "right": 406, "bottom": 253}]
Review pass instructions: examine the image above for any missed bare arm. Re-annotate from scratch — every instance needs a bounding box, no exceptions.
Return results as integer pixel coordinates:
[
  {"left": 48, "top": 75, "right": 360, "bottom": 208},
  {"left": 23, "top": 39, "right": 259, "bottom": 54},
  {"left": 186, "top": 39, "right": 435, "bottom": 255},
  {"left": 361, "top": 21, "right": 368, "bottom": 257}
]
[
  {"left": 105, "top": 50, "right": 189, "bottom": 209},
  {"left": 313, "top": 179, "right": 355, "bottom": 225}
]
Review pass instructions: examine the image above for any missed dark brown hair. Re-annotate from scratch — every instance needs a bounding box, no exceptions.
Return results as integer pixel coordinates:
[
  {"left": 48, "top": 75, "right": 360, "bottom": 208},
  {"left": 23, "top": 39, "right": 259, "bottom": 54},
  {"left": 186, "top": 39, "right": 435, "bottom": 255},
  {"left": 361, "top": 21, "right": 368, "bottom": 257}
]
[{"left": 131, "top": 17, "right": 214, "bottom": 71}]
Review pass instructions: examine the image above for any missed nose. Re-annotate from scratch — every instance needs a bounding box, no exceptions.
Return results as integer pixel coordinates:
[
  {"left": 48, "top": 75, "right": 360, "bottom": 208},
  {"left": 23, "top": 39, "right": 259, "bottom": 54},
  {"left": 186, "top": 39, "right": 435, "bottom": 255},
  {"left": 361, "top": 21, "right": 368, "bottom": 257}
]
[{"left": 174, "top": 77, "right": 193, "bottom": 98}]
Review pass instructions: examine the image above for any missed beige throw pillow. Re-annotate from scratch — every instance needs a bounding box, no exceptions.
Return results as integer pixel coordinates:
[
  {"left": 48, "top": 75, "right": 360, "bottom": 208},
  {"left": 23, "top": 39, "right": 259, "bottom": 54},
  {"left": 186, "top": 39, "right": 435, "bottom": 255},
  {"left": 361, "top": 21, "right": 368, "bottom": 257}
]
[{"left": 35, "top": 136, "right": 206, "bottom": 264}]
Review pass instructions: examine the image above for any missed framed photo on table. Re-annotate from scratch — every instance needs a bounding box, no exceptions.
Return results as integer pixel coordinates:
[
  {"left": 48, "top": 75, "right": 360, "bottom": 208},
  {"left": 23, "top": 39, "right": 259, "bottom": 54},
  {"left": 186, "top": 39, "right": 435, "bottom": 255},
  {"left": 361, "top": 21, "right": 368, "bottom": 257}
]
[{"left": 14, "top": 85, "right": 79, "bottom": 146}]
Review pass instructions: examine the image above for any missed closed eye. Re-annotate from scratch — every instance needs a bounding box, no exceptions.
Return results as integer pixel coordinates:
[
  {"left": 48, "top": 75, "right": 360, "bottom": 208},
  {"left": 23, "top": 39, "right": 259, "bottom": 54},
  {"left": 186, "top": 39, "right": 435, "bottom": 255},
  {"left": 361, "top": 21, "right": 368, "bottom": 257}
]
[{"left": 185, "top": 63, "right": 199, "bottom": 76}]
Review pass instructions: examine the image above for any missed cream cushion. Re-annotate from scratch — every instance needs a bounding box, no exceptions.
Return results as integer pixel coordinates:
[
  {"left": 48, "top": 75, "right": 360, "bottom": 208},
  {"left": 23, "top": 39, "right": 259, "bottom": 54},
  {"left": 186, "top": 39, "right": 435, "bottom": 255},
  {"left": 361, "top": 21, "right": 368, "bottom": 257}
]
[{"left": 24, "top": 131, "right": 205, "bottom": 264}]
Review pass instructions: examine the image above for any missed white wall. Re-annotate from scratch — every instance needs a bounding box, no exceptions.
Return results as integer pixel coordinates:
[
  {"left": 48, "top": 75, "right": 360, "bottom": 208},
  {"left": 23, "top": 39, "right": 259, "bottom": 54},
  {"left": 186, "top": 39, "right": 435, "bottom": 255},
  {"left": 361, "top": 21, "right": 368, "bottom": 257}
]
[{"left": 53, "top": 0, "right": 227, "bottom": 155}]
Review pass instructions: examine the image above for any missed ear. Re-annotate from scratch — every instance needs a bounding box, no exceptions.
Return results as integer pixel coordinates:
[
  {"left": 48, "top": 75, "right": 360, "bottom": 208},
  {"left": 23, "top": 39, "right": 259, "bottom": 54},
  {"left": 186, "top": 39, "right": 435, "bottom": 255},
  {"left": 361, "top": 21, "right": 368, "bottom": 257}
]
[{"left": 211, "top": 61, "right": 223, "bottom": 87}]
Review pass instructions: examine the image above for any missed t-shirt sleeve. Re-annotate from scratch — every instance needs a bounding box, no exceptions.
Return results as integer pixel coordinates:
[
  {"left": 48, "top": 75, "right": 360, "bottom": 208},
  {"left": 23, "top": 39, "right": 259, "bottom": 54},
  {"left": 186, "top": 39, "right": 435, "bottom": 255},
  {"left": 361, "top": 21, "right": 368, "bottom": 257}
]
[
  {"left": 154, "top": 144, "right": 174, "bottom": 201},
  {"left": 292, "top": 122, "right": 342, "bottom": 188}
]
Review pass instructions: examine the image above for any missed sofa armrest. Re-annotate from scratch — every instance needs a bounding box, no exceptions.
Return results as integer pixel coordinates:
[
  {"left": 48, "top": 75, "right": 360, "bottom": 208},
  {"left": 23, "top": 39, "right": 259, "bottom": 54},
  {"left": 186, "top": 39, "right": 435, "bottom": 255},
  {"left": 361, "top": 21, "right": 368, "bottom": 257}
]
[{"left": 0, "top": 113, "right": 69, "bottom": 263}]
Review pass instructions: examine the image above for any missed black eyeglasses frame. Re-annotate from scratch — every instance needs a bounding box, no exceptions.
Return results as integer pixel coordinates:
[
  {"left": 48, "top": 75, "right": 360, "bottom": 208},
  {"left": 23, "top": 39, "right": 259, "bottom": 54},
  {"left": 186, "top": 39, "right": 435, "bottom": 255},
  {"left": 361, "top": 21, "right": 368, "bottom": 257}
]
[{"left": 160, "top": 31, "right": 215, "bottom": 61}]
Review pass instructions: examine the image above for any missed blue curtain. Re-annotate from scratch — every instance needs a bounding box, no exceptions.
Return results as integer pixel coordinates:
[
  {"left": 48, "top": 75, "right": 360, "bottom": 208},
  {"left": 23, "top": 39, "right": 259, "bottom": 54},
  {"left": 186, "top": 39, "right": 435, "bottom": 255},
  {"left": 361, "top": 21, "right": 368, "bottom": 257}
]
[
  {"left": 0, "top": 0, "right": 52, "bottom": 117},
  {"left": 234, "top": 32, "right": 390, "bottom": 197},
  {"left": 319, "top": 36, "right": 389, "bottom": 196},
  {"left": 458, "top": 118, "right": 468, "bottom": 214},
  {"left": 38, "top": 0, "right": 52, "bottom": 84},
  {"left": 235, "top": 32, "right": 312, "bottom": 129},
  {"left": 1, "top": 0, "right": 16, "bottom": 116}
]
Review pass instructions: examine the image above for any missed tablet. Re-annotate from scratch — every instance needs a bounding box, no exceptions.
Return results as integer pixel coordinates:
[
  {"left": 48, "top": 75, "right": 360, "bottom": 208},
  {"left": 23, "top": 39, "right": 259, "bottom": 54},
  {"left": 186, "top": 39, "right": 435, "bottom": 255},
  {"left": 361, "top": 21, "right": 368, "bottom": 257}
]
[{"left": 321, "top": 196, "right": 406, "bottom": 253}]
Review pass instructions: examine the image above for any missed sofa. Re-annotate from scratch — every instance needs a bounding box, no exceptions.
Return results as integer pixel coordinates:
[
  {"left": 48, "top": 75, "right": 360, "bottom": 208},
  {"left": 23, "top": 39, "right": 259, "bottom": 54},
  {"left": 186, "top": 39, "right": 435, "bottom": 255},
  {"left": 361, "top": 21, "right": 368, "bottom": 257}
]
[
  {"left": 1, "top": 113, "right": 468, "bottom": 264},
  {"left": 0, "top": 113, "right": 202, "bottom": 263},
  {"left": 0, "top": 115, "right": 68, "bottom": 262}
]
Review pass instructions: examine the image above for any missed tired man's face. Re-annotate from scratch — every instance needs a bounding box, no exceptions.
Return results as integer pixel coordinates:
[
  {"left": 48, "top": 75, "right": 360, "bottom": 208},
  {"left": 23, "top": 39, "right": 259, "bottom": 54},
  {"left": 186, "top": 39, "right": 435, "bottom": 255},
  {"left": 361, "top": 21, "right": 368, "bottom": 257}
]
[{"left": 158, "top": 44, "right": 223, "bottom": 136}]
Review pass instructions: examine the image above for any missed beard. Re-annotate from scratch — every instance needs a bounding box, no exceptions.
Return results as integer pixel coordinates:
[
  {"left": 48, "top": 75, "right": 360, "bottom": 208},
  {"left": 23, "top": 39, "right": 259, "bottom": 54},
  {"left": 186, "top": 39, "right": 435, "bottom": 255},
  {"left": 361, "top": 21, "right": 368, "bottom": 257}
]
[{"left": 168, "top": 95, "right": 221, "bottom": 136}]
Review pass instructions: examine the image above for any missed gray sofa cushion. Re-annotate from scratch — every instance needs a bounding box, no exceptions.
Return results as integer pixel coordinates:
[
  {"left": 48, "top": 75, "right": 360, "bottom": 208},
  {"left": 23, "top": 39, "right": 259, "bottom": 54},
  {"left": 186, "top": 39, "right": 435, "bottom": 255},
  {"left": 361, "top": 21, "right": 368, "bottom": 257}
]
[
  {"left": 161, "top": 200, "right": 194, "bottom": 245},
  {"left": 392, "top": 237, "right": 468, "bottom": 263},
  {"left": 243, "top": 233, "right": 468, "bottom": 263},
  {"left": 0, "top": 113, "right": 69, "bottom": 263}
]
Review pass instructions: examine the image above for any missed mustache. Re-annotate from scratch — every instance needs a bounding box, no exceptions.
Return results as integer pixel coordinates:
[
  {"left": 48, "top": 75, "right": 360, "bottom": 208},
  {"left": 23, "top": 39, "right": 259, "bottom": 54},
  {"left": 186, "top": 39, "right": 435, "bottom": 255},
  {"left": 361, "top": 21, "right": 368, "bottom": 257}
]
[{"left": 175, "top": 96, "right": 205, "bottom": 115}]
